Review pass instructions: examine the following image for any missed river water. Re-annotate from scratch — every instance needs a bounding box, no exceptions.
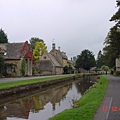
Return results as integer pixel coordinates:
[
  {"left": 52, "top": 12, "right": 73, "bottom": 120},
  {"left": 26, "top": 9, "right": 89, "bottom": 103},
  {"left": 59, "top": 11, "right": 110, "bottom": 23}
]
[{"left": 0, "top": 75, "right": 97, "bottom": 120}]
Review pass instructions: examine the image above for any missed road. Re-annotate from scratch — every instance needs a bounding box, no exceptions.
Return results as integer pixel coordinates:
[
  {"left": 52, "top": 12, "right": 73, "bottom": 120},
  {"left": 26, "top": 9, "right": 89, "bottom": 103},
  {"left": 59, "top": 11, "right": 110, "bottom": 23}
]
[
  {"left": 93, "top": 75, "right": 120, "bottom": 120},
  {"left": 0, "top": 75, "right": 67, "bottom": 83}
]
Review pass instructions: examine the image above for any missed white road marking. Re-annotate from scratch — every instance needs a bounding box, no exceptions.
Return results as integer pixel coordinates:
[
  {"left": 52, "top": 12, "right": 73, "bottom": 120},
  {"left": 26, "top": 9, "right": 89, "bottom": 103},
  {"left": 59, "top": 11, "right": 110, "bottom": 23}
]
[{"left": 106, "top": 97, "right": 113, "bottom": 120}]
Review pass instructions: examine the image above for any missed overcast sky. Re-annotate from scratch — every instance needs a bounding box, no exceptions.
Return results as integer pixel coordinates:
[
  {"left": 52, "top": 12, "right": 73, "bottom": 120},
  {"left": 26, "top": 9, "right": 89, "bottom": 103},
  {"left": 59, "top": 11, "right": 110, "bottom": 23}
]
[{"left": 0, "top": 0, "right": 117, "bottom": 59}]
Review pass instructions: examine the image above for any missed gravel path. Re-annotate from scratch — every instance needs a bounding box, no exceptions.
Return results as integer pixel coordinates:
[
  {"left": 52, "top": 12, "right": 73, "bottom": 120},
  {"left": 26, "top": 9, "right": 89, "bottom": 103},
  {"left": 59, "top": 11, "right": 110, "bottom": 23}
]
[{"left": 93, "top": 75, "right": 120, "bottom": 120}]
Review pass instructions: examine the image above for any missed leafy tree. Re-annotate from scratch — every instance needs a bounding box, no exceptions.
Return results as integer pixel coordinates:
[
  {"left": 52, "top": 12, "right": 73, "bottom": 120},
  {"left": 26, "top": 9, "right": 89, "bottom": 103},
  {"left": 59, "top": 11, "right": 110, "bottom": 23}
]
[
  {"left": 101, "top": 65, "right": 109, "bottom": 75},
  {"left": 0, "top": 54, "right": 4, "bottom": 77},
  {"left": 29, "top": 37, "right": 44, "bottom": 52},
  {"left": 33, "top": 42, "right": 47, "bottom": 62},
  {"left": 75, "top": 49, "right": 96, "bottom": 71},
  {"left": 0, "top": 29, "right": 8, "bottom": 43},
  {"left": 103, "top": 1, "right": 120, "bottom": 67},
  {"left": 72, "top": 56, "right": 77, "bottom": 62},
  {"left": 20, "top": 58, "right": 26, "bottom": 76}
]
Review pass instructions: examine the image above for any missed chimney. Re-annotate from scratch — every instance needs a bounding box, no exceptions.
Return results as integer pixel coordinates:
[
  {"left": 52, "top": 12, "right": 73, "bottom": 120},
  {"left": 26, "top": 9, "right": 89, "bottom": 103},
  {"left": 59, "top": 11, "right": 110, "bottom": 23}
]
[
  {"left": 52, "top": 43, "right": 55, "bottom": 50},
  {"left": 58, "top": 46, "right": 60, "bottom": 51}
]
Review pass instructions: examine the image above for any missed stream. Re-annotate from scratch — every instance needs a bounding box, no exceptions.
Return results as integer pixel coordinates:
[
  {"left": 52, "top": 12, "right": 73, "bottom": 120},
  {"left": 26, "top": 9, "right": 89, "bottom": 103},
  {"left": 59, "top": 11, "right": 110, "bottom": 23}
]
[{"left": 0, "top": 75, "right": 97, "bottom": 120}]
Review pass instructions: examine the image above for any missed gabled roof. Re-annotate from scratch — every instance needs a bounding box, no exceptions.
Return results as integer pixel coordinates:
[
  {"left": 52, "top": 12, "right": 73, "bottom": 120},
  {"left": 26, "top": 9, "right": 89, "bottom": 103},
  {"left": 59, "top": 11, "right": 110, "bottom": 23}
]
[
  {"left": 42, "top": 52, "right": 62, "bottom": 67},
  {"left": 0, "top": 43, "right": 24, "bottom": 59},
  {"left": 47, "top": 53, "right": 61, "bottom": 67},
  {"left": 50, "top": 49, "right": 68, "bottom": 60},
  {"left": 0, "top": 41, "right": 33, "bottom": 60}
]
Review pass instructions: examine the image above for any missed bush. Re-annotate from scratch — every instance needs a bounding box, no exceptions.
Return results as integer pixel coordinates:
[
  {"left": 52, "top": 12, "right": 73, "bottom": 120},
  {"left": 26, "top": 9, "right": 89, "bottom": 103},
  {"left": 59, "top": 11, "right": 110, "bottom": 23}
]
[{"left": 115, "top": 71, "right": 120, "bottom": 76}]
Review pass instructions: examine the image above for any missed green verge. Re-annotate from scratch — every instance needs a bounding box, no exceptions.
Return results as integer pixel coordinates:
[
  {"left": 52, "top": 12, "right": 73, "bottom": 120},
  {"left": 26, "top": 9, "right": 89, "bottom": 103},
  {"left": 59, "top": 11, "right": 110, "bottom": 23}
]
[
  {"left": 49, "top": 75, "right": 108, "bottom": 120},
  {"left": 0, "top": 75, "right": 74, "bottom": 89}
]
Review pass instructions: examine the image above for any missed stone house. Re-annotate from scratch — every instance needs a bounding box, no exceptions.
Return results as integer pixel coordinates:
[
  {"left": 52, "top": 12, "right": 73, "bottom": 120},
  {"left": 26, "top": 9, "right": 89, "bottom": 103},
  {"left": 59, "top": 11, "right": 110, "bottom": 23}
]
[
  {"left": 0, "top": 41, "right": 33, "bottom": 77},
  {"left": 116, "top": 58, "right": 120, "bottom": 71},
  {"left": 35, "top": 43, "right": 69, "bottom": 75}
]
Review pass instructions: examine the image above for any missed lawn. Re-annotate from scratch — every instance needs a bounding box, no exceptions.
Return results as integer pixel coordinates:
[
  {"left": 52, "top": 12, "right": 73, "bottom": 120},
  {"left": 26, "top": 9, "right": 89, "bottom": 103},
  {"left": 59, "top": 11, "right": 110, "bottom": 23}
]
[
  {"left": 0, "top": 75, "right": 74, "bottom": 89},
  {"left": 49, "top": 75, "right": 108, "bottom": 120}
]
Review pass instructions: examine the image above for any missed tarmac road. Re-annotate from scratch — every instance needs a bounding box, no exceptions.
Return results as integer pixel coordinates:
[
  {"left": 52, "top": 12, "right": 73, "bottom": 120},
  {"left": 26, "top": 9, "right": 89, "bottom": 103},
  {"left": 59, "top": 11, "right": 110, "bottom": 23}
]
[
  {"left": 0, "top": 75, "right": 67, "bottom": 83},
  {"left": 93, "top": 75, "right": 120, "bottom": 120}
]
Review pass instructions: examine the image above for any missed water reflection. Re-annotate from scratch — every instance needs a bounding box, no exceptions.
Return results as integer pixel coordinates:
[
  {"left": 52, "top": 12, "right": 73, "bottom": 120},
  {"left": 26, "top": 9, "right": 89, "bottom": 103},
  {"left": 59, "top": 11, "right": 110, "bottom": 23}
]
[{"left": 0, "top": 76, "right": 96, "bottom": 120}]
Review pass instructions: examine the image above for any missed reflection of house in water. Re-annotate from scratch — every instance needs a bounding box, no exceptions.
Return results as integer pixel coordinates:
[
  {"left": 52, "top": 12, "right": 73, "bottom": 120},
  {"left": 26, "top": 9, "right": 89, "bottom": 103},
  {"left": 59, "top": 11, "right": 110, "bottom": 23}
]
[
  {"left": 32, "top": 84, "right": 71, "bottom": 111},
  {"left": 0, "top": 106, "right": 7, "bottom": 120},
  {"left": 1, "top": 97, "right": 33, "bottom": 119},
  {"left": 0, "top": 77, "right": 96, "bottom": 120},
  {"left": 0, "top": 83, "right": 71, "bottom": 120}
]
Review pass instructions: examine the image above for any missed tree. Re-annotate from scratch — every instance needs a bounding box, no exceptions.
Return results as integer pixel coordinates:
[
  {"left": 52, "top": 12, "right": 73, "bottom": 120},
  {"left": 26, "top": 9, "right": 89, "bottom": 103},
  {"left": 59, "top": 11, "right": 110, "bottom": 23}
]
[
  {"left": 103, "top": 1, "right": 120, "bottom": 68},
  {"left": 0, "top": 54, "right": 4, "bottom": 77},
  {"left": 29, "top": 37, "right": 44, "bottom": 52},
  {"left": 33, "top": 42, "right": 47, "bottom": 62},
  {"left": 72, "top": 56, "right": 77, "bottom": 62},
  {"left": 96, "top": 50, "right": 104, "bottom": 68},
  {"left": 75, "top": 49, "right": 96, "bottom": 71},
  {"left": 101, "top": 65, "right": 109, "bottom": 75},
  {"left": 0, "top": 29, "right": 8, "bottom": 43}
]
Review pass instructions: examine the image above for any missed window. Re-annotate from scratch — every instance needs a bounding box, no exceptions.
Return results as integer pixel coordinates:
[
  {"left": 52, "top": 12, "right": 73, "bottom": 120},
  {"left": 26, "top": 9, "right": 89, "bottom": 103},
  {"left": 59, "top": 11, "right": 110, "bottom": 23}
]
[
  {"left": 44, "top": 56, "right": 46, "bottom": 59},
  {"left": 7, "top": 65, "right": 12, "bottom": 73}
]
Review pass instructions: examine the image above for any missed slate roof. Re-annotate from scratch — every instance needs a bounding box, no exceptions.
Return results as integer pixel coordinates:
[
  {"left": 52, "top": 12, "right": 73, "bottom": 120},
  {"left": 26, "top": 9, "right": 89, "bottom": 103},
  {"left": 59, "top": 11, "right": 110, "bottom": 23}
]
[
  {"left": 35, "top": 60, "right": 54, "bottom": 71},
  {"left": 47, "top": 53, "right": 61, "bottom": 67},
  {"left": 0, "top": 43, "right": 24, "bottom": 59},
  {"left": 50, "top": 49, "right": 68, "bottom": 60}
]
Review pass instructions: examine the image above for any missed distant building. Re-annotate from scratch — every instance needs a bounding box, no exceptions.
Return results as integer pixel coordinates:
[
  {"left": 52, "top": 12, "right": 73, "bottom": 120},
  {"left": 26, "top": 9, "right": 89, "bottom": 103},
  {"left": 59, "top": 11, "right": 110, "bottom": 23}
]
[
  {"left": 35, "top": 43, "right": 69, "bottom": 75},
  {"left": 116, "top": 58, "right": 120, "bottom": 71},
  {"left": 0, "top": 41, "right": 33, "bottom": 77}
]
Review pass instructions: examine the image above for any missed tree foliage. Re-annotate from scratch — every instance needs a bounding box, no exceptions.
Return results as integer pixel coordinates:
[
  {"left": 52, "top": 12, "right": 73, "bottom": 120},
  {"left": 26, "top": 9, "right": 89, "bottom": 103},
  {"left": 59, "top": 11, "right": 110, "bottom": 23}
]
[
  {"left": 0, "top": 29, "right": 8, "bottom": 43},
  {"left": 29, "top": 37, "right": 44, "bottom": 52},
  {"left": 75, "top": 49, "right": 96, "bottom": 70},
  {"left": 103, "top": 1, "right": 120, "bottom": 67},
  {"left": 33, "top": 42, "right": 47, "bottom": 62},
  {"left": 101, "top": 65, "right": 109, "bottom": 75},
  {"left": 96, "top": 50, "right": 105, "bottom": 68}
]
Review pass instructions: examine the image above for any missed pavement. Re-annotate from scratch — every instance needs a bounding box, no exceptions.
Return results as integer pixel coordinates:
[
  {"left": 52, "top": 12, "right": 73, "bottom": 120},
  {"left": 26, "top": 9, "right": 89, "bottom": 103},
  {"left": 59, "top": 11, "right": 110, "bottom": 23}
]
[
  {"left": 0, "top": 75, "right": 66, "bottom": 83},
  {"left": 93, "top": 75, "right": 120, "bottom": 120}
]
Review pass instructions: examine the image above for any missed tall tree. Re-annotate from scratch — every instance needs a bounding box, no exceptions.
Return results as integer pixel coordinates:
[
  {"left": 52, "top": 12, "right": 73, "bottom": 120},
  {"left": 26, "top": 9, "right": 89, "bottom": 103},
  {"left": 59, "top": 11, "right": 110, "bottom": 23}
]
[
  {"left": 33, "top": 42, "right": 48, "bottom": 62},
  {"left": 103, "top": 0, "right": 120, "bottom": 67},
  {"left": 0, "top": 29, "right": 8, "bottom": 43},
  {"left": 75, "top": 49, "right": 96, "bottom": 70},
  {"left": 29, "top": 37, "right": 44, "bottom": 52},
  {"left": 96, "top": 50, "right": 104, "bottom": 68}
]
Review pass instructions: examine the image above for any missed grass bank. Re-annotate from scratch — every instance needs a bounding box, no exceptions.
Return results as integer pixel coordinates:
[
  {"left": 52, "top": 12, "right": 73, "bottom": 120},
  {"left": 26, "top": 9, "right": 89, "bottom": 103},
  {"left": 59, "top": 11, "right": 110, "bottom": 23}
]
[
  {"left": 0, "top": 75, "right": 74, "bottom": 89},
  {"left": 49, "top": 75, "right": 108, "bottom": 120}
]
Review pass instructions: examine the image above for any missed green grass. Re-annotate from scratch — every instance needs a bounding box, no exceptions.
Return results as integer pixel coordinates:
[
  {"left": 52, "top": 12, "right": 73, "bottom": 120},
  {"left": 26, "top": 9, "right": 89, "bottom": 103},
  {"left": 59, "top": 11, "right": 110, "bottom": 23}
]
[
  {"left": 49, "top": 75, "right": 108, "bottom": 120},
  {"left": 0, "top": 75, "right": 74, "bottom": 89}
]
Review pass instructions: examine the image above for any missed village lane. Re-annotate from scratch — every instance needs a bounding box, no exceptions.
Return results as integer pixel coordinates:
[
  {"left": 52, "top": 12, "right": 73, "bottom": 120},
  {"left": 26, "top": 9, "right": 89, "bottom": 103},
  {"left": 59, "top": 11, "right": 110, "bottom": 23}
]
[
  {"left": 93, "top": 75, "right": 120, "bottom": 120},
  {"left": 0, "top": 75, "right": 67, "bottom": 83}
]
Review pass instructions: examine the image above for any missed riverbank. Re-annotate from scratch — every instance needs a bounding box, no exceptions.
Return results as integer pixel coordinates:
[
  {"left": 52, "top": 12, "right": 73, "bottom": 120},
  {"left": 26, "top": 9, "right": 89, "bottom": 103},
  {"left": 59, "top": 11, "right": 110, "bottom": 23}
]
[
  {"left": 0, "top": 74, "right": 76, "bottom": 96},
  {"left": 49, "top": 75, "right": 108, "bottom": 120},
  {"left": 0, "top": 73, "right": 100, "bottom": 97}
]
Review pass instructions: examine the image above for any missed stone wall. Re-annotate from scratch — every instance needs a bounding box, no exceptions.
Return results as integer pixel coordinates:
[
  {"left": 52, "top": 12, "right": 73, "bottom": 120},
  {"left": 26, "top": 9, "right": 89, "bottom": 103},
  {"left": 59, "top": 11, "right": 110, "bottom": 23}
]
[{"left": 116, "top": 58, "right": 120, "bottom": 71}]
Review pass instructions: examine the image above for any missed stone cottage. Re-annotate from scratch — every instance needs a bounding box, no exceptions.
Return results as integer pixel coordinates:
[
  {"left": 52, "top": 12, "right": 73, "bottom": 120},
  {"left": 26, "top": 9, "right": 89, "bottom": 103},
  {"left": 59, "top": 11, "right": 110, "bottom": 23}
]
[
  {"left": 0, "top": 41, "right": 33, "bottom": 77},
  {"left": 35, "top": 43, "right": 69, "bottom": 75},
  {"left": 116, "top": 58, "right": 120, "bottom": 71}
]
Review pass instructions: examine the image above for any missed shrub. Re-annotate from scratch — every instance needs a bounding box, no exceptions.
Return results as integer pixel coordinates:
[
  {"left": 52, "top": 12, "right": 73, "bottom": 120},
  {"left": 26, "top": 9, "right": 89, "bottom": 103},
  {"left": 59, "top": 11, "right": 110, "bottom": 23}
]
[{"left": 115, "top": 71, "right": 120, "bottom": 76}]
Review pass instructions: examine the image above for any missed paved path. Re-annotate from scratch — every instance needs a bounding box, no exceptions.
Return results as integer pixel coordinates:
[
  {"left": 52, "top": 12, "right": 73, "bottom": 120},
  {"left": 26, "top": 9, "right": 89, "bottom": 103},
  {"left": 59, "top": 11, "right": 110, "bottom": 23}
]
[
  {"left": 93, "top": 75, "right": 120, "bottom": 120},
  {"left": 0, "top": 75, "right": 66, "bottom": 83}
]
